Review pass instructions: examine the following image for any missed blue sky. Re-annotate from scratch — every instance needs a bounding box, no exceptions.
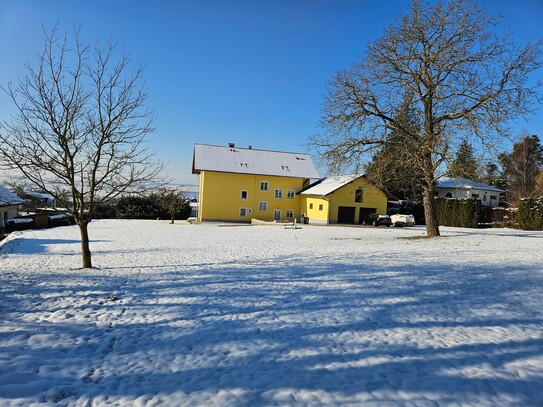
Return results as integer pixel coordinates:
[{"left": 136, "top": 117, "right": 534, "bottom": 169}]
[{"left": 1, "top": 1, "right": 542, "bottom": 185}]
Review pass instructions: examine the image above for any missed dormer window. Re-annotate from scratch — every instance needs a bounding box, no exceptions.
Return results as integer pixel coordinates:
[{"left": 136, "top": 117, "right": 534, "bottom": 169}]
[
  {"left": 281, "top": 165, "right": 289, "bottom": 171},
  {"left": 240, "top": 163, "right": 248, "bottom": 167}
]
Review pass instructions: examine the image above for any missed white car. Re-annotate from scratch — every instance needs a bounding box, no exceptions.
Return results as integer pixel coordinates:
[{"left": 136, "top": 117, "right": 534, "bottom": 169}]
[{"left": 390, "top": 213, "right": 415, "bottom": 227}]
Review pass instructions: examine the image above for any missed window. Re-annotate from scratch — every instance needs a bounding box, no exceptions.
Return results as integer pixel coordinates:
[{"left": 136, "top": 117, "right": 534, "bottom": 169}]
[
  {"left": 472, "top": 193, "right": 480, "bottom": 199},
  {"left": 319, "top": 204, "right": 323, "bottom": 211},
  {"left": 240, "top": 190, "right": 248, "bottom": 200},
  {"left": 309, "top": 203, "right": 313, "bottom": 209},
  {"left": 260, "top": 181, "right": 269, "bottom": 191},
  {"left": 286, "top": 209, "right": 294, "bottom": 219},
  {"left": 490, "top": 195, "right": 497, "bottom": 200},
  {"left": 445, "top": 192, "right": 453, "bottom": 198},
  {"left": 355, "top": 188, "right": 363, "bottom": 203},
  {"left": 259, "top": 201, "right": 268, "bottom": 211},
  {"left": 287, "top": 190, "right": 295, "bottom": 199},
  {"left": 240, "top": 208, "right": 247, "bottom": 217},
  {"left": 274, "top": 189, "right": 283, "bottom": 199}
]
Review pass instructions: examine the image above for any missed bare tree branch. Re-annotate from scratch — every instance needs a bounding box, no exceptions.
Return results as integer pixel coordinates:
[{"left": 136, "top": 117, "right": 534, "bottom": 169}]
[
  {"left": 0, "top": 26, "right": 164, "bottom": 268},
  {"left": 310, "top": 0, "right": 542, "bottom": 237}
]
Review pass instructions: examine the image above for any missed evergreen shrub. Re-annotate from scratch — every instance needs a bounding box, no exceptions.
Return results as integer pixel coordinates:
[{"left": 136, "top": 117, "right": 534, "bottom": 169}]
[
  {"left": 518, "top": 198, "right": 543, "bottom": 230},
  {"left": 435, "top": 197, "right": 481, "bottom": 228}
]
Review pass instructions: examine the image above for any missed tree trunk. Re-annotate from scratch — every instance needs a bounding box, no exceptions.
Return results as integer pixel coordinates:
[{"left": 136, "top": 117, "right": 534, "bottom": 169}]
[
  {"left": 170, "top": 211, "right": 175, "bottom": 224},
  {"left": 422, "top": 185, "right": 440, "bottom": 237},
  {"left": 79, "top": 222, "right": 93, "bottom": 268}
]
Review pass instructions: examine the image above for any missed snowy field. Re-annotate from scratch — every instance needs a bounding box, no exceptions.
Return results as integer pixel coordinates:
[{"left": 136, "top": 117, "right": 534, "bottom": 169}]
[{"left": 1, "top": 220, "right": 542, "bottom": 406}]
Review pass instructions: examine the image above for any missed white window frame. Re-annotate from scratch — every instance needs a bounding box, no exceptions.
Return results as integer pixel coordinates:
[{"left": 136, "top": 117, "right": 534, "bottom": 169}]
[
  {"left": 286, "top": 209, "right": 294, "bottom": 219},
  {"left": 274, "top": 189, "right": 283, "bottom": 199},
  {"left": 260, "top": 181, "right": 269, "bottom": 191},
  {"left": 258, "top": 201, "right": 268, "bottom": 211},
  {"left": 287, "top": 189, "right": 295, "bottom": 199},
  {"left": 240, "top": 207, "right": 247, "bottom": 218},
  {"left": 240, "top": 190, "right": 248, "bottom": 200}
]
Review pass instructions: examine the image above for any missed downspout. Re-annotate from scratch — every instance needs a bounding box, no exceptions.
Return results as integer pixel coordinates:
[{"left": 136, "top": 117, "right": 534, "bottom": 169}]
[
  {"left": 324, "top": 196, "right": 331, "bottom": 225},
  {"left": 252, "top": 175, "right": 257, "bottom": 220}
]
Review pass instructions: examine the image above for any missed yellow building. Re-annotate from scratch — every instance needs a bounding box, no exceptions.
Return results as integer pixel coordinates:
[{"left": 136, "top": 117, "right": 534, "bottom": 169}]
[
  {"left": 192, "top": 143, "right": 320, "bottom": 222},
  {"left": 300, "top": 175, "right": 388, "bottom": 225}
]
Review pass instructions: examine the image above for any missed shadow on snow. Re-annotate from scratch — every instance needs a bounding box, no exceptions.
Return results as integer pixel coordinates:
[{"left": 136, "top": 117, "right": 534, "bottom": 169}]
[{"left": 1, "top": 256, "right": 542, "bottom": 406}]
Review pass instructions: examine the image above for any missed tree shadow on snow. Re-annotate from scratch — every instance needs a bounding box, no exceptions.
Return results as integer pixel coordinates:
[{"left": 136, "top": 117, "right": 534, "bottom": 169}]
[{"left": 1, "top": 258, "right": 543, "bottom": 406}]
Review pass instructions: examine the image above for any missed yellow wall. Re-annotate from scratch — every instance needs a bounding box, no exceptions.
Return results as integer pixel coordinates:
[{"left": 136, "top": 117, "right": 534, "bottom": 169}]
[
  {"left": 300, "top": 197, "right": 330, "bottom": 225},
  {"left": 302, "top": 177, "right": 388, "bottom": 225},
  {"left": 198, "top": 171, "right": 306, "bottom": 222}
]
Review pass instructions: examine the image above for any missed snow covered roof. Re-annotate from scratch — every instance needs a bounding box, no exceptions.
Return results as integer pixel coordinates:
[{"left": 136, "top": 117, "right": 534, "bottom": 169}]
[
  {"left": 0, "top": 184, "right": 24, "bottom": 206},
  {"left": 192, "top": 144, "right": 320, "bottom": 179},
  {"left": 436, "top": 177, "right": 505, "bottom": 193},
  {"left": 300, "top": 175, "right": 362, "bottom": 196},
  {"left": 26, "top": 191, "right": 54, "bottom": 201}
]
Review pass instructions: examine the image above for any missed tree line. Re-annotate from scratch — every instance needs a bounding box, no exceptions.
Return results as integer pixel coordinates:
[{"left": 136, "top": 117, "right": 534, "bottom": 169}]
[{"left": 365, "top": 133, "right": 543, "bottom": 207}]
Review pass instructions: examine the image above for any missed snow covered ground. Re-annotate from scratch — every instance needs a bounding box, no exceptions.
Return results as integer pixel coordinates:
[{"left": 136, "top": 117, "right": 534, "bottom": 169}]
[{"left": 1, "top": 220, "right": 542, "bottom": 406}]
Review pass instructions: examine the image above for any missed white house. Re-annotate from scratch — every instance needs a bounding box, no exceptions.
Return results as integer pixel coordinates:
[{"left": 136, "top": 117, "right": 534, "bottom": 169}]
[
  {"left": 0, "top": 184, "right": 24, "bottom": 229},
  {"left": 435, "top": 177, "right": 504, "bottom": 207}
]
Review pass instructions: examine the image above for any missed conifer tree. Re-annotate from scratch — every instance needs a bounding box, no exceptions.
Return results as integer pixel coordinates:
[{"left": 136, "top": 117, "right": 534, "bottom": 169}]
[
  {"left": 364, "top": 92, "right": 423, "bottom": 201},
  {"left": 447, "top": 139, "right": 480, "bottom": 181},
  {"left": 499, "top": 134, "right": 543, "bottom": 204}
]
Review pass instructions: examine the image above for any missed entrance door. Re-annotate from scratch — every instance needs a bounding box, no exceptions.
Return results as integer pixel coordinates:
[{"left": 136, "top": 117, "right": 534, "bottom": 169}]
[
  {"left": 273, "top": 210, "right": 281, "bottom": 221},
  {"left": 337, "top": 206, "right": 355, "bottom": 224},
  {"left": 359, "top": 207, "right": 376, "bottom": 224}
]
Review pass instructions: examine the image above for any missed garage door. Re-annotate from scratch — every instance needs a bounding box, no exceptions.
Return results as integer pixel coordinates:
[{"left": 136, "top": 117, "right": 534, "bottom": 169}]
[{"left": 337, "top": 206, "right": 355, "bottom": 224}]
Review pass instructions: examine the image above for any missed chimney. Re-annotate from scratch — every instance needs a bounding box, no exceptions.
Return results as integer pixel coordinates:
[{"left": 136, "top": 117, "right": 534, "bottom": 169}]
[{"left": 248, "top": 145, "right": 252, "bottom": 149}]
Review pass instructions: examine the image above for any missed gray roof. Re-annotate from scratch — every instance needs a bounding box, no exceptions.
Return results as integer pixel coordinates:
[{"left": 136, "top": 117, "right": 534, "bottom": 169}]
[
  {"left": 300, "top": 175, "right": 359, "bottom": 196},
  {"left": 436, "top": 177, "right": 505, "bottom": 193},
  {"left": 192, "top": 144, "right": 320, "bottom": 179},
  {"left": 0, "top": 185, "right": 24, "bottom": 206}
]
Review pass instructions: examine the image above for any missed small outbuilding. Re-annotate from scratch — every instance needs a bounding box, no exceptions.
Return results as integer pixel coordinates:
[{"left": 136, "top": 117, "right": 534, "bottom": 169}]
[
  {"left": 435, "top": 177, "right": 504, "bottom": 208},
  {"left": 0, "top": 184, "right": 23, "bottom": 231},
  {"left": 299, "top": 175, "right": 388, "bottom": 225}
]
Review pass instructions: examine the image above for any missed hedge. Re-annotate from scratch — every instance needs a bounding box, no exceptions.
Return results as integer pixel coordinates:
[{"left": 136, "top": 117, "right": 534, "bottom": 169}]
[
  {"left": 518, "top": 198, "right": 543, "bottom": 230},
  {"left": 435, "top": 197, "right": 481, "bottom": 228}
]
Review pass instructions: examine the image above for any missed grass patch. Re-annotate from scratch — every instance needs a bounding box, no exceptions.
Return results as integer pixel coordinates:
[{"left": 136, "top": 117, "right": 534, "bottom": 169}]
[{"left": 397, "top": 235, "right": 431, "bottom": 240}]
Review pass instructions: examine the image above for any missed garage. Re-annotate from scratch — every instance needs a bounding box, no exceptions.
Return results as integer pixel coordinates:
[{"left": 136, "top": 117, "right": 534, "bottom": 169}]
[{"left": 337, "top": 206, "right": 355, "bottom": 224}]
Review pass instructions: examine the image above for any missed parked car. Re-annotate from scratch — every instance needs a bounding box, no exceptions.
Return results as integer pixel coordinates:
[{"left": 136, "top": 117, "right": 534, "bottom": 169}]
[
  {"left": 390, "top": 213, "right": 415, "bottom": 227},
  {"left": 362, "top": 213, "right": 392, "bottom": 227}
]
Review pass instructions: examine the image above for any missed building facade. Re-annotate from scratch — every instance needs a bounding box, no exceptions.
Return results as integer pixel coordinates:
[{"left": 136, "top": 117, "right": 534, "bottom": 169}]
[
  {"left": 300, "top": 175, "right": 388, "bottom": 225},
  {"left": 192, "top": 144, "right": 320, "bottom": 222},
  {"left": 435, "top": 177, "right": 504, "bottom": 208},
  {"left": 0, "top": 185, "right": 23, "bottom": 232}
]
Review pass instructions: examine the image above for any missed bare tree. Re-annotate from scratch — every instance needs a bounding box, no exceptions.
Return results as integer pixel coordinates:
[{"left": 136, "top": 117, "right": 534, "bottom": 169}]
[
  {"left": 156, "top": 189, "right": 190, "bottom": 224},
  {"left": 310, "top": 0, "right": 542, "bottom": 237},
  {"left": 0, "top": 27, "right": 163, "bottom": 268}
]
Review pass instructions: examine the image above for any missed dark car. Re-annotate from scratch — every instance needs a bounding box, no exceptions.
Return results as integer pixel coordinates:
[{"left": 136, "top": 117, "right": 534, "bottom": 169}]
[{"left": 362, "top": 213, "right": 392, "bottom": 227}]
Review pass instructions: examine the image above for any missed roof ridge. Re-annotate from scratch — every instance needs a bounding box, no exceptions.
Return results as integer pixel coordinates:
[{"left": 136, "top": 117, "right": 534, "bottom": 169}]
[{"left": 193, "top": 143, "right": 311, "bottom": 156}]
